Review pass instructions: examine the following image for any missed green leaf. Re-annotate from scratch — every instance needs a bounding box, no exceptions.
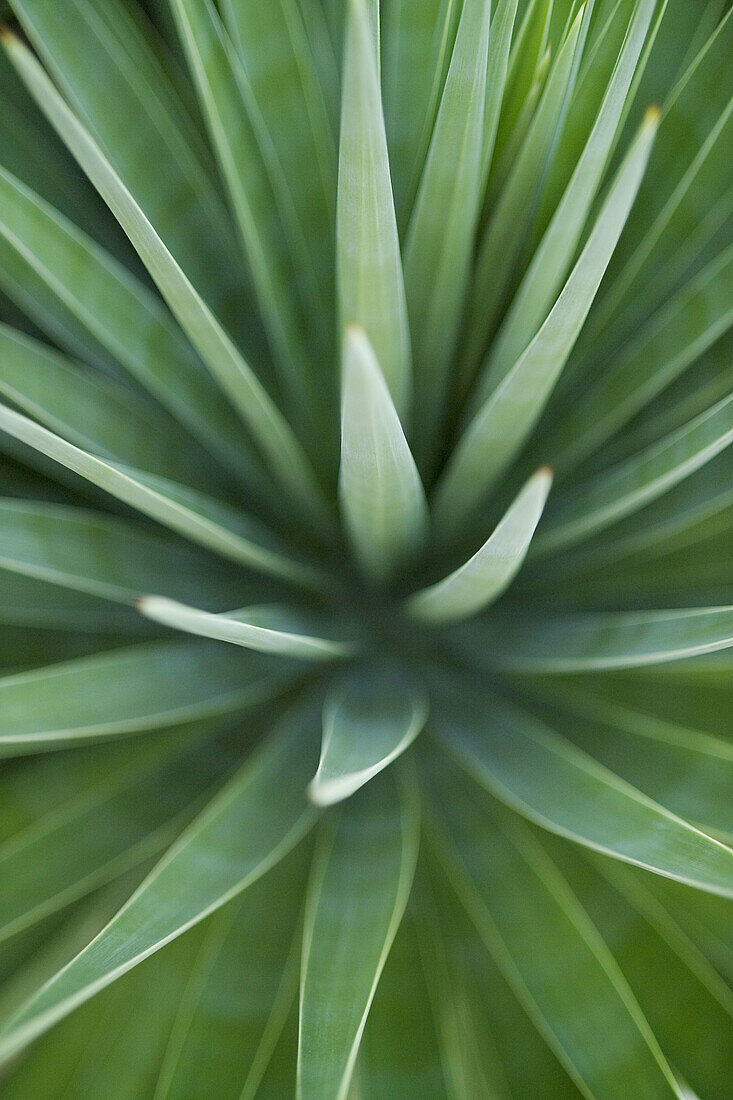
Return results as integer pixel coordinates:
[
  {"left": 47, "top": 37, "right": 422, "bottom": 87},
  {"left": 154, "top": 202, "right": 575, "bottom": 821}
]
[
  {"left": 0, "top": 170, "right": 262, "bottom": 490},
  {"left": 0, "top": 640, "right": 286, "bottom": 755},
  {"left": 403, "top": 0, "right": 491, "bottom": 458},
  {"left": 8, "top": 0, "right": 248, "bottom": 333},
  {"left": 434, "top": 106, "right": 659, "bottom": 532},
  {"left": 337, "top": 0, "right": 411, "bottom": 415},
  {"left": 426, "top": 767, "right": 681, "bottom": 1100},
  {"left": 0, "top": 570, "right": 148, "bottom": 634},
  {"left": 338, "top": 326, "right": 428, "bottom": 582},
  {"left": 535, "top": 392, "right": 733, "bottom": 553},
  {"left": 482, "top": 0, "right": 657, "bottom": 390},
  {"left": 137, "top": 598, "right": 356, "bottom": 662},
  {"left": 153, "top": 851, "right": 306, "bottom": 1100},
  {"left": 3, "top": 33, "right": 330, "bottom": 526},
  {"left": 460, "top": 6, "right": 586, "bottom": 383},
  {"left": 0, "top": 323, "right": 220, "bottom": 494},
  {"left": 0, "top": 403, "right": 325, "bottom": 587},
  {"left": 409, "top": 467, "right": 552, "bottom": 623},
  {"left": 0, "top": 731, "right": 236, "bottom": 944},
  {"left": 168, "top": 0, "right": 319, "bottom": 424},
  {"left": 0, "top": 701, "right": 319, "bottom": 1063},
  {"left": 456, "top": 605, "right": 733, "bottom": 672},
  {"left": 433, "top": 685, "right": 733, "bottom": 896},
  {"left": 297, "top": 769, "right": 420, "bottom": 1100},
  {"left": 308, "top": 666, "right": 428, "bottom": 806},
  {"left": 547, "top": 244, "right": 733, "bottom": 475},
  {"left": 0, "top": 499, "right": 256, "bottom": 610}
]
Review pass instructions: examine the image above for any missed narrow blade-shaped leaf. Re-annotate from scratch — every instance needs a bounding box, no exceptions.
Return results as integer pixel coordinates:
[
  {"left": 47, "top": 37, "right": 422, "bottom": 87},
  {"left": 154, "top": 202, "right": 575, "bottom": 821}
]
[
  {"left": 0, "top": 700, "right": 319, "bottom": 1063},
  {"left": 3, "top": 34, "right": 330, "bottom": 525},
  {"left": 338, "top": 327, "right": 428, "bottom": 581},
  {"left": 535, "top": 392, "right": 733, "bottom": 554},
  {"left": 403, "top": 0, "right": 491, "bottom": 457},
  {"left": 426, "top": 767, "right": 681, "bottom": 1099},
  {"left": 434, "top": 107, "right": 659, "bottom": 531},
  {"left": 337, "top": 0, "right": 412, "bottom": 414},
  {"left": 308, "top": 666, "right": 428, "bottom": 806},
  {"left": 433, "top": 685, "right": 733, "bottom": 896},
  {"left": 137, "top": 598, "right": 356, "bottom": 662},
  {"left": 0, "top": 640, "right": 285, "bottom": 755},
  {"left": 456, "top": 605, "right": 733, "bottom": 672},
  {"left": 298, "top": 770, "right": 420, "bottom": 1100},
  {"left": 0, "top": 403, "right": 325, "bottom": 588},
  {"left": 410, "top": 467, "right": 552, "bottom": 622}
]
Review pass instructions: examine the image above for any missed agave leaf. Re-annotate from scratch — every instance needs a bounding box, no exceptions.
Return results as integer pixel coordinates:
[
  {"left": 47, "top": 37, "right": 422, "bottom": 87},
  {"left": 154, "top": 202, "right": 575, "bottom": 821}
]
[
  {"left": 433, "top": 686, "right": 733, "bottom": 897},
  {"left": 137, "top": 598, "right": 356, "bottom": 662},
  {"left": 168, "top": 0, "right": 313, "bottom": 394},
  {"left": 297, "top": 769, "right": 420, "bottom": 1100},
  {"left": 410, "top": 467, "right": 552, "bottom": 623},
  {"left": 337, "top": 0, "right": 411, "bottom": 415},
  {"left": 8, "top": 0, "right": 248, "bottom": 334},
  {"left": 0, "top": 499, "right": 258, "bottom": 610},
  {"left": 535, "top": 392, "right": 733, "bottom": 554},
  {"left": 525, "top": 685, "right": 733, "bottom": 844},
  {"left": 308, "top": 666, "right": 428, "bottom": 806},
  {"left": 460, "top": 6, "right": 586, "bottom": 381},
  {"left": 403, "top": 0, "right": 491, "bottom": 458},
  {"left": 457, "top": 605, "right": 733, "bottom": 673},
  {"left": 153, "top": 852, "right": 306, "bottom": 1100},
  {"left": 0, "top": 164, "right": 259, "bottom": 486},
  {"left": 551, "top": 847, "right": 733, "bottom": 1100},
  {"left": 381, "top": 0, "right": 461, "bottom": 228},
  {"left": 3, "top": 34, "right": 331, "bottom": 526},
  {"left": 480, "top": 0, "right": 521, "bottom": 180},
  {"left": 357, "top": 913, "right": 449, "bottom": 1099},
  {"left": 0, "top": 403, "right": 325, "bottom": 587},
  {"left": 547, "top": 246, "right": 733, "bottom": 475},
  {"left": 433, "top": 107, "right": 659, "bottom": 531},
  {"left": 338, "top": 327, "right": 428, "bottom": 582},
  {"left": 426, "top": 768, "right": 681, "bottom": 1099},
  {"left": 0, "top": 732, "right": 236, "bottom": 945},
  {"left": 481, "top": 0, "right": 657, "bottom": 389},
  {"left": 0, "top": 324, "right": 222, "bottom": 495},
  {"left": 0, "top": 640, "right": 287, "bottom": 756},
  {"left": 0, "top": 700, "right": 319, "bottom": 1064},
  {"left": 0, "top": 570, "right": 149, "bottom": 635}
]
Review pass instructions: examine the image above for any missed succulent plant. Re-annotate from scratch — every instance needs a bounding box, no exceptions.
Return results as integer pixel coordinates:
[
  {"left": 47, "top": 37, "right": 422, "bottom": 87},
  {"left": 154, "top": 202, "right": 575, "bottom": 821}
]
[{"left": 0, "top": 0, "right": 731, "bottom": 1095}]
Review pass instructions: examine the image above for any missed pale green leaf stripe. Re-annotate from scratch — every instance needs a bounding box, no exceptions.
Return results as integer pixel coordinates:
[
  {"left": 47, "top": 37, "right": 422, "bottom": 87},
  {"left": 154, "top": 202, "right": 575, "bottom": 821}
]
[
  {"left": 0, "top": 733, "right": 233, "bottom": 944},
  {"left": 548, "top": 244, "right": 733, "bottom": 475},
  {"left": 0, "top": 165, "right": 256, "bottom": 484},
  {"left": 409, "top": 467, "right": 552, "bottom": 623},
  {"left": 169, "top": 0, "right": 313, "bottom": 401},
  {"left": 480, "top": 0, "right": 520, "bottom": 181},
  {"left": 3, "top": 34, "right": 330, "bottom": 526},
  {"left": 404, "top": 0, "right": 491, "bottom": 456},
  {"left": 535, "top": 393, "right": 733, "bottom": 554},
  {"left": 0, "top": 403, "right": 324, "bottom": 588},
  {"left": 0, "top": 323, "right": 219, "bottom": 494},
  {"left": 0, "top": 571, "right": 148, "bottom": 635},
  {"left": 428, "top": 771, "right": 681, "bottom": 1100},
  {"left": 308, "top": 668, "right": 428, "bottom": 806},
  {"left": 297, "top": 770, "right": 420, "bottom": 1100},
  {"left": 457, "top": 605, "right": 733, "bottom": 672},
  {"left": 338, "top": 327, "right": 428, "bottom": 582},
  {"left": 152, "top": 854, "right": 305, "bottom": 1100},
  {"left": 481, "top": 0, "right": 657, "bottom": 390},
  {"left": 434, "top": 108, "right": 659, "bottom": 531},
  {"left": 0, "top": 703, "right": 319, "bottom": 1063},
  {"left": 337, "top": 0, "right": 412, "bottom": 415},
  {"left": 460, "top": 8, "right": 585, "bottom": 383},
  {"left": 0, "top": 499, "right": 253, "bottom": 610},
  {"left": 9, "top": 0, "right": 244, "bottom": 326},
  {"left": 0, "top": 640, "right": 284, "bottom": 753},
  {"left": 434, "top": 687, "right": 733, "bottom": 897},
  {"left": 137, "top": 598, "right": 356, "bottom": 662}
]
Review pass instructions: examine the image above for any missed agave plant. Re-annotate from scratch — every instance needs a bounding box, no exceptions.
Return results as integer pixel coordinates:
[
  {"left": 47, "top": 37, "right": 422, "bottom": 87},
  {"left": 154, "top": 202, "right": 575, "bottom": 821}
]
[{"left": 0, "top": 0, "right": 731, "bottom": 1095}]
